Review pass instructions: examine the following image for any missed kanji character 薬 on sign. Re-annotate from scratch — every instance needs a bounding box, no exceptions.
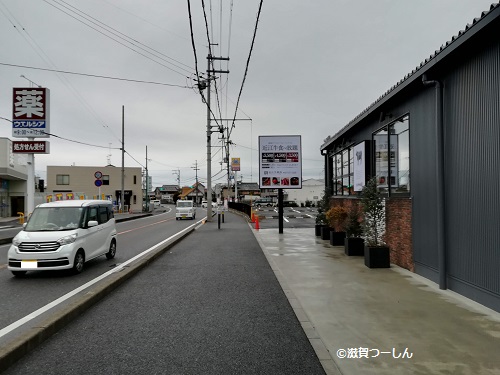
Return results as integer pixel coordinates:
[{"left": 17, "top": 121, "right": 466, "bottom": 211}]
[{"left": 12, "top": 87, "right": 50, "bottom": 138}]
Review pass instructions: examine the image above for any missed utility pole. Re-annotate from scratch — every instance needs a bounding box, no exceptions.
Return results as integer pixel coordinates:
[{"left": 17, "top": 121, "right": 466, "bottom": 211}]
[
  {"left": 205, "top": 53, "right": 229, "bottom": 221},
  {"left": 121, "top": 105, "right": 125, "bottom": 213},
  {"left": 192, "top": 160, "right": 200, "bottom": 205},
  {"left": 172, "top": 169, "right": 180, "bottom": 188},
  {"left": 145, "top": 145, "right": 149, "bottom": 212}
]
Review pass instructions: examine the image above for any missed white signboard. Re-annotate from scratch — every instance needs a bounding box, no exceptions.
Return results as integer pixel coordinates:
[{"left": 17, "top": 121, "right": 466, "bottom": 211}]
[
  {"left": 353, "top": 142, "right": 366, "bottom": 192},
  {"left": 259, "top": 135, "right": 302, "bottom": 189},
  {"left": 12, "top": 87, "right": 50, "bottom": 138}
]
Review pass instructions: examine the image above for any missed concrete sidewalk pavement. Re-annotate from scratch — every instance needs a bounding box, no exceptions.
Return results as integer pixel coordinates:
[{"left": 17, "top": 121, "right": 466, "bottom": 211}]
[{"left": 254, "top": 226, "right": 500, "bottom": 375}]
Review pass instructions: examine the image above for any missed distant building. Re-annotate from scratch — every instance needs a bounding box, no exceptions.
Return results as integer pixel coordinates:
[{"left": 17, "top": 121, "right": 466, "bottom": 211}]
[
  {"left": 284, "top": 178, "right": 324, "bottom": 206},
  {"left": 154, "top": 184, "right": 179, "bottom": 203},
  {"left": 46, "top": 165, "right": 143, "bottom": 212},
  {"left": 179, "top": 182, "right": 205, "bottom": 204}
]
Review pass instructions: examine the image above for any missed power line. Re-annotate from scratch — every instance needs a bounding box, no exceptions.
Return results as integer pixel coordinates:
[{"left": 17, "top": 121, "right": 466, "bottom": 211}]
[
  {"left": 187, "top": 0, "right": 203, "bottom": 88},
  {"left": 49, "top": 0, "right": 195, "bottom": 75},
  {"left": 42, "top": 0, "right": 194, "bottom": 78},
  {"left": 228, "top": 0, "right": 263, "bottom": 139},
  {"left": 0, "top": 62, "right": 191, "bottom": 88},
  {"left": 42, "top": 131, "right": 121, "bottom": 149}
]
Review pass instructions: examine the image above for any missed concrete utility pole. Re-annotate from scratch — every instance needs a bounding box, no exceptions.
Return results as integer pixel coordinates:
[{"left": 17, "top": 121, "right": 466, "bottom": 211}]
[
  {"left": 145, "top": 145, "right": 149, "bottom": 212},
  {"left": 172, "top": 168, "right": 180, "bottom": 187},
  {"left": 192, "top": 160, "right": 199, "bottom": 205},
  {"left": 121, "top": 106, "right": 125, "bottom": 213},
  {"left": 205, "top": 53, "right": 229, "bottom": 221}
]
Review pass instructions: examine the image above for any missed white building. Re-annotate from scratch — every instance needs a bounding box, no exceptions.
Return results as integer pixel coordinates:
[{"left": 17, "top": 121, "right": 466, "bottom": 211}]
[
  {"left": 284, "top": 178, "right": 324, "bottom": 206},
  {"left": 0, "top": 138, "right": 28, "bottom": 218}
]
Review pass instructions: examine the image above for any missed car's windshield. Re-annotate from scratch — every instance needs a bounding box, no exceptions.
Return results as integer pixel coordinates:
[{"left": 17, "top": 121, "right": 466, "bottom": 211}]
[
  {"left": 177, "top": 201, "right": 192, "bottom": 208},
  {"left": 25, "top": 206, "right": 84, "bottom": 231}
]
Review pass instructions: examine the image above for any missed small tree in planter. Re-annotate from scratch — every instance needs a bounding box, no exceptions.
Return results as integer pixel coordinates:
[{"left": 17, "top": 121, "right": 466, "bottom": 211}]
[
  {"left": 360, "top": 177, "right": 390, "bottom": 267},
  {"left": 325, "top": 205, "right": 347, "bottom": 245},
  {"left": 344, "top": 202, "right": 364, "bottom": 256},
  {"left": 315, "top": 187, "right": 332, "bottom": 238}
]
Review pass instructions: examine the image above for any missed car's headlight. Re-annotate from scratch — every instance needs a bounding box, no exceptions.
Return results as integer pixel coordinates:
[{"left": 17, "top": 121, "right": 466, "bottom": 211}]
[
  {"left": 58, "top": 233, "right": 77, "bottom": 245},
  {"left": 12, "top": 236, "right": 21, "bottom": 247}
]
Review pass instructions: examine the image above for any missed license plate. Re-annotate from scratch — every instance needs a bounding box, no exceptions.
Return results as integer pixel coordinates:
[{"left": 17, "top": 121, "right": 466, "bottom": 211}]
[
  {"left": 181, "top": 214, "right": 187, "bottom": 217},
  {"left": 21, "top": 260, "right": 38, "bottom": 269}
]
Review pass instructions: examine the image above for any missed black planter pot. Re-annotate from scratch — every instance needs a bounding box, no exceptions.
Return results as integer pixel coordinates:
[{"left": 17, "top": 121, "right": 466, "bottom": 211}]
[
  {"left": 321, "top": 226, "right": 331, "bottom": 240},
  {"left": 329, "top": 231, "right": 346, "bottom": 246},
  {"left": 315, "top": 224, "right": 326, "bottom": 237},
  {"left": 344, "top": 237, "right": 364, "bottom": 256},
  {"left": 364, "top": 245, "right": 390, "bottom": 268}
]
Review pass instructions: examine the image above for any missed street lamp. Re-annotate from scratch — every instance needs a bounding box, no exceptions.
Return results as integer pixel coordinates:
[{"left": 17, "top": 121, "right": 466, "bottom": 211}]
[{"left": 20, "top": 75, "right": 41, "bottom": 87}]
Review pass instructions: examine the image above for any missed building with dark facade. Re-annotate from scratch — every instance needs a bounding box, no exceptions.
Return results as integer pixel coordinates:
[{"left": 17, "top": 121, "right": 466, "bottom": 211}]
[{"left": 320, "top": 3, "right": 500, "bottom": 312}]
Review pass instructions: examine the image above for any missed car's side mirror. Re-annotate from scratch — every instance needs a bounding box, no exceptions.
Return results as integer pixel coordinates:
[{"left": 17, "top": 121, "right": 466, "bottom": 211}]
[{"left": 87, "top": 220, "right": 99, "bottom": 227}]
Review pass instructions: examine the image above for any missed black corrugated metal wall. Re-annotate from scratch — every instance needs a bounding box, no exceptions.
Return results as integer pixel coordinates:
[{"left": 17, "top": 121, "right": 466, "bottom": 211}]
[{"left": 442, "top": 39, "right": 500, "bottom": 309}]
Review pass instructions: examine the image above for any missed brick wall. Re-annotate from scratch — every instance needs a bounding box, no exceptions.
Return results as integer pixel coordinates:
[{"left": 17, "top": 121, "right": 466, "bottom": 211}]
[
  {"left": 385, "top": 198, "right": 413, "bottom": 271},
  {"left": 331, "top": 197, "right": 414, "bottom": 271}
]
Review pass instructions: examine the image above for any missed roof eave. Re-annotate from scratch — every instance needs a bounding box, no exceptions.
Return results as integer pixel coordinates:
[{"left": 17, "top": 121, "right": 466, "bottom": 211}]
[{"left": 320, "top": 3, "right": 500, "bottom": 151}]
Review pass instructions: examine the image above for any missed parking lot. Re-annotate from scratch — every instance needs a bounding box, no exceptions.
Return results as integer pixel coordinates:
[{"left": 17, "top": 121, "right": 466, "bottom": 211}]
[{"left": 252, "top": 206, "right": 317, "bottom": 229}]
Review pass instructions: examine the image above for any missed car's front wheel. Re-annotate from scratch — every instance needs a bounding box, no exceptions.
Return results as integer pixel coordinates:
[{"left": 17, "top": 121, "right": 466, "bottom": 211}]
[
  {"left": 106, "top": 240, "right": 116, "bottom": 260},
  {"left": 72, "top": 250, "right": 85, "bottom": 274}
]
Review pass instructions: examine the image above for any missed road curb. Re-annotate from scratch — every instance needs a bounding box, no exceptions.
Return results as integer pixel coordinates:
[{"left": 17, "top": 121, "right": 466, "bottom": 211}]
[{"left": 0, "top": 221, "right": 199, "bottom": 373}]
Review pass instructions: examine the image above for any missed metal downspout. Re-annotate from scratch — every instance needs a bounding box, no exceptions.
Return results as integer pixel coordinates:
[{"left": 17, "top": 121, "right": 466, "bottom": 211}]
[
  {"left": 422, "top": 74, "right": 446, "bottom": 290},
  {"left": 322, "top": 150, "right": 329, "bottom": 192}
]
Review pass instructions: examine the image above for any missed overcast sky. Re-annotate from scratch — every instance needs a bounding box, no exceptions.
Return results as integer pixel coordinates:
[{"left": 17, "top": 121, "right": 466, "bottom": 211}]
[{"left": 0, "top": 0, "right": 496, "bottom": 188}]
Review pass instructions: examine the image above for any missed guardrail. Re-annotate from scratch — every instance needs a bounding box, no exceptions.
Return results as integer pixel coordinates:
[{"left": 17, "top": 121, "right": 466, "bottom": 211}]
[{"left": 228, "top": 202, "right": 251, "bottom": 218}]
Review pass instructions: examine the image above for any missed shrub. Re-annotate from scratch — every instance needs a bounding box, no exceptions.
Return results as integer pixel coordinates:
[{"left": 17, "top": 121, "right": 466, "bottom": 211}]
[
  {"left": 325, "top": 205, "right": 348, "bottom": 232},
  {"left": 345, "top": 203, "right": 362, "bottom": 238},
  {"left": 315, "top": 188, "right": 332, "bottom": 225},
  {"left": 360, "top": 177, "right": 386, "bottom": 246}
]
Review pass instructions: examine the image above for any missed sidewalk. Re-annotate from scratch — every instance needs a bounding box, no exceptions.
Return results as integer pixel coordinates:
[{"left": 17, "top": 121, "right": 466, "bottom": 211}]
[{"left": 254, "top": 225, "right": 500, "bottom": 375}]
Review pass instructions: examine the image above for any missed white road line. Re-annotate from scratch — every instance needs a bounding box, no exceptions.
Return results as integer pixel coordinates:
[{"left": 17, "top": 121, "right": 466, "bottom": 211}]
[{"left": 0, "top": 220, "right": 201, "bottom": 339}]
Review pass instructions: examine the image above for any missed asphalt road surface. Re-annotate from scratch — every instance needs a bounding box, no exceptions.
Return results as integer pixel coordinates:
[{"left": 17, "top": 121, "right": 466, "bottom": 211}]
[{"left": 3, "top": 212, "right": 325, "bottom": 375}]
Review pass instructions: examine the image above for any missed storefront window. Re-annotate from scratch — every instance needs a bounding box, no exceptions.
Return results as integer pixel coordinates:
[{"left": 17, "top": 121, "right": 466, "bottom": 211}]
[
  {"left": 373, "top": 114, "right": 410, "bottom": 194},
  {"left": 331, "top": 147, "right": 354, "bottom": 196},
  {"left": 390, "top": 116, "right": 410, "bottom": 193}
]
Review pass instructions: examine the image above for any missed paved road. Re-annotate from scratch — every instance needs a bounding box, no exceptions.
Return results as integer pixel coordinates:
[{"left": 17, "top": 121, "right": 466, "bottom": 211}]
[{"left": 4, "top": 213, "right": 326, "bottom": 374}]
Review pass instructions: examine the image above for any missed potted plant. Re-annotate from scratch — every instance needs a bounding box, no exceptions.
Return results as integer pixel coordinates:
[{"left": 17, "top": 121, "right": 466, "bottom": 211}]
[
  {"left": 326, "top": 205, "right": 347, "bottom": 246},
  {"left": 360, "top": 177, "right": 390, "bottom": 268},
  {"left": 315, "top": 187, "right": 331, "bottom": 238},
  {"left": 344, "top": 202, "right": 364, "bottom": 256}
]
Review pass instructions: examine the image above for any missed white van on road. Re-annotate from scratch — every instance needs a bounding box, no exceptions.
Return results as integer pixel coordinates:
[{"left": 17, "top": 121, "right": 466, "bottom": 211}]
[
  {"left": 8, "top": 200, "right": 117, "bottom": 276},
  {"left": 176, "top": 200, "right": 196, "bottom": 220}
]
